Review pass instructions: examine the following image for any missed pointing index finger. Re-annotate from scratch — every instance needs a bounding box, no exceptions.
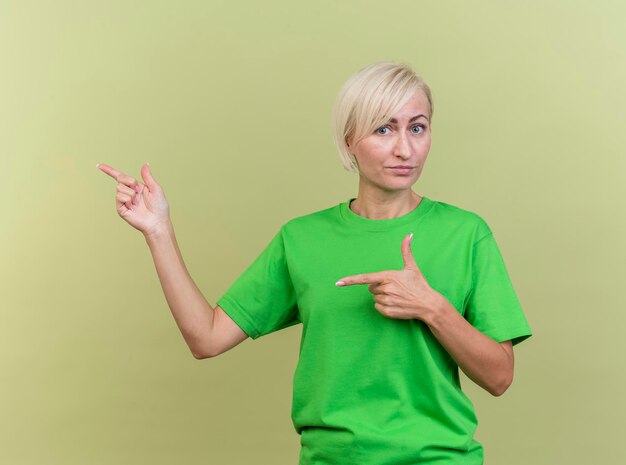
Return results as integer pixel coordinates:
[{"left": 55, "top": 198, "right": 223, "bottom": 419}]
[
  {"left": 335, "top": 271, "right": 387, "bottom": 287},
  {"left": 97, "top": 163, "right": 123, "bottom": 181}
]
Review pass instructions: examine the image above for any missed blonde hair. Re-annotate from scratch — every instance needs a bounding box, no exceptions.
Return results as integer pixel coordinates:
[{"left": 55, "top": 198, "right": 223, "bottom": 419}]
[{"left": 332, "top": 61, "right": 434, "bottom": 172}]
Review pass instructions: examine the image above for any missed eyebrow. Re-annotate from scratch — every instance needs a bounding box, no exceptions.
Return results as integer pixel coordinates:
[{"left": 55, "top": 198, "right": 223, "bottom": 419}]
[{"left": 389, "top": 114, "right": 429, "bottom": 123}]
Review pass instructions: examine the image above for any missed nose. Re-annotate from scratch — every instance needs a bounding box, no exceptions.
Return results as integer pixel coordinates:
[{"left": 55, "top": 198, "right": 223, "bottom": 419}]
[{"left": 392, "top": 131, "right": 411, "bottom": 159}]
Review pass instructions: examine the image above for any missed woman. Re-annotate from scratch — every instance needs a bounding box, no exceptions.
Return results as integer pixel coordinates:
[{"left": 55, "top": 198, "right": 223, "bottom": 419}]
[{"left": 97, "top": 61, "right": 532, "bottom": 464}]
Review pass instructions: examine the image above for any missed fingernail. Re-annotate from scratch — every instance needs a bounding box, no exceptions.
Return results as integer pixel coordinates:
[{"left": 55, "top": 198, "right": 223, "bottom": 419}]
[
  {"left": 409, "top": 232, "right": 414, "bottom": 243},
  {"left": 335, "top": 281, "right": 345, "bottom": 286},
  {"left": 96, "top": 163, "right": 100, "bottom": 168}
]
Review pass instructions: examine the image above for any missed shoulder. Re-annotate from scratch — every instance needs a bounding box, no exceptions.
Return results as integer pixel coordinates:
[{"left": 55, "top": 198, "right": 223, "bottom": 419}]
[
  {"left": 280, "top": 203, "right": 341, "bottom": 233},
  {"left": 429, "top": 198, "right": 493, "bottom": 242}
]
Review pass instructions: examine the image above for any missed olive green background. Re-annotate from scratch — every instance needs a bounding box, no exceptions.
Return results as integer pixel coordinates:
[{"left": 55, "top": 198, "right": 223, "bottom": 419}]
[{"left": 1, "top": 1, "right": 624, "bottom": 463}]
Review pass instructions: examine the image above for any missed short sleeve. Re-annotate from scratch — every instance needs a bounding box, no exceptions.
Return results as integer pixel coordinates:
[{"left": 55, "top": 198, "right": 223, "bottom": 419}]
[
  {"left": 216, "top": 226, "right": 301, "bottom": 340},
  {"left": 464, "top": 231, "right": 532, "bottom": 347}
]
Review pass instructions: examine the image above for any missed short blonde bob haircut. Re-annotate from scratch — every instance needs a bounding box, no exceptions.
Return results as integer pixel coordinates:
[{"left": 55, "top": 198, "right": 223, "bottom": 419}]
[{"left": 332, "top": 61, "right": 434, "bottom": 173}]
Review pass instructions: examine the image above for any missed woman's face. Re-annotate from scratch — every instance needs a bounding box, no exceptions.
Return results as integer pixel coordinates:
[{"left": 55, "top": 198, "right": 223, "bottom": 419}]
[{"left": 348, "top": 91, "right": 431, "bottom": 194}]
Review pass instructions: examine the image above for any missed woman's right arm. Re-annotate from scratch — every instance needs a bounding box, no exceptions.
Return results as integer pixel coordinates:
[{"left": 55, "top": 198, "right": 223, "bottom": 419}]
[
  {"left": 97, "top": 162, "right": 248, "bottom": 359},
  {"left": 144, "top": 221, "right": 249, "bottom": 359}
]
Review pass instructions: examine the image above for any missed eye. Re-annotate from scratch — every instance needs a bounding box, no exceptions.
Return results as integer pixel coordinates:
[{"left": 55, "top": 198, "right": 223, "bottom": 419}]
[
  {"left": 411, "top": 124, "right": 426, "bottom": 134},
  {"left": 375, "top": 126, "right": 390, "bottom": 135}
]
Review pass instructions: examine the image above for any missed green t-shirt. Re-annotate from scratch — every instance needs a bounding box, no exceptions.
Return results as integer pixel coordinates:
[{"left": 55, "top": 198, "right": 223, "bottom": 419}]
[{"left": 216, "top": 195, "right": 532, "bottom": 465}]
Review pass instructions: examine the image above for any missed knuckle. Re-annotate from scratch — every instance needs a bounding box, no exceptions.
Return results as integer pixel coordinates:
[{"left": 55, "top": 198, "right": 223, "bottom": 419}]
[
  {"left": 116, "top": 184, "right": 131, "bottom": 194},
  {"left": 120, "top": 175, "right": 136, "bottom": 186}
]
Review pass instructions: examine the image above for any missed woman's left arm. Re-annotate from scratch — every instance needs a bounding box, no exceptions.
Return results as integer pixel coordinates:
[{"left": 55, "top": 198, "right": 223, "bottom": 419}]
[
  {"left": 424, "top": 293, "right": 514, "bottom": 397},
  {"left": 335, "top": 233, "right": 516, "bottom": 397}
]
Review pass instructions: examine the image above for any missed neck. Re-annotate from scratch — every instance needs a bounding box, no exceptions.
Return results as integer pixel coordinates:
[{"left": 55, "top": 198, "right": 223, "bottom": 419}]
[{"left": 349, "top": 189, "right": 422, "bottom": 220}]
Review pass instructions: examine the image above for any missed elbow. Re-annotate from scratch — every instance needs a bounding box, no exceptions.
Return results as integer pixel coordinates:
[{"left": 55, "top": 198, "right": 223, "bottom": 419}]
[
  {"left": 490, "top": 371, "right": 514, "bottom": 397},
  {"left": 490, "top": 383, "right": 509, "bottom": 397},
  {"left": 192, "top": 351, "right": 213, "bottom": 360},
  {"left": 191, "top": 346, "right": 216, "bottom": 360}
]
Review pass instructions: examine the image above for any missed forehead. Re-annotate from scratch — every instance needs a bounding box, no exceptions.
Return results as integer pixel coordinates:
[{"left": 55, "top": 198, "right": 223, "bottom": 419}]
[{"left": 388, "top": 92, "right": 430, "bottom": 121}]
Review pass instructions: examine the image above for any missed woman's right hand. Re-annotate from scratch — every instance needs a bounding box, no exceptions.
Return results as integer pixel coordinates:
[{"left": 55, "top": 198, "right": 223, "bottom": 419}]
[{"left": 97, "top": 162, "right": 171, "bottom": 237}]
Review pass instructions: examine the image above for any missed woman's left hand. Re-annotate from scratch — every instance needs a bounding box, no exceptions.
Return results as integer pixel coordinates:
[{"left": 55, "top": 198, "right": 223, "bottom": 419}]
[{"left": 335, "top": 233, "right": 442, "bottom": 322}]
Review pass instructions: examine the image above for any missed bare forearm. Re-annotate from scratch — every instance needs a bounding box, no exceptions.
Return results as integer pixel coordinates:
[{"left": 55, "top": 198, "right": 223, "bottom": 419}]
[
  {"left": 144, "top": 221, "right": 214, "bottom": 358},
  {"left": 423, "top": 293, "right": 512, "bottom": 396}
]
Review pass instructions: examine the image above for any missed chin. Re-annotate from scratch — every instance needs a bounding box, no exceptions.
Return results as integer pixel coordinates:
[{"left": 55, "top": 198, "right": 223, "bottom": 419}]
[
  {"left": 379, "top": 182, "right": 417, "bottom": 193},
  {"left": 386, "top": 174, "right": 418, "bottom": 184}
]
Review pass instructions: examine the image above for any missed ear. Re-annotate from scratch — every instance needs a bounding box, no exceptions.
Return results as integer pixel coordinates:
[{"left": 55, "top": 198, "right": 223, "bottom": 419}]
[{"left": 345, "top": 134, "right": 353, "bottom": 149}]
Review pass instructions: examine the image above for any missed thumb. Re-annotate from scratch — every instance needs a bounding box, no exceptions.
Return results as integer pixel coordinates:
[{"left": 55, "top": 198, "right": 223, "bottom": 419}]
[
  {"left": 140, "top": 163, "right": 159, "bottom": 192},
  {"left": 401, "top": 232, "right": 418, "bottom": 271}
]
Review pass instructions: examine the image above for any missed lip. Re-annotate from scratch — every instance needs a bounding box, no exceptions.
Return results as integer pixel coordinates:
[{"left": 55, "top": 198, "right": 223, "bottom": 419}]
[{"left": 386, "top": 166, "right": 415, "bottom": 175}]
